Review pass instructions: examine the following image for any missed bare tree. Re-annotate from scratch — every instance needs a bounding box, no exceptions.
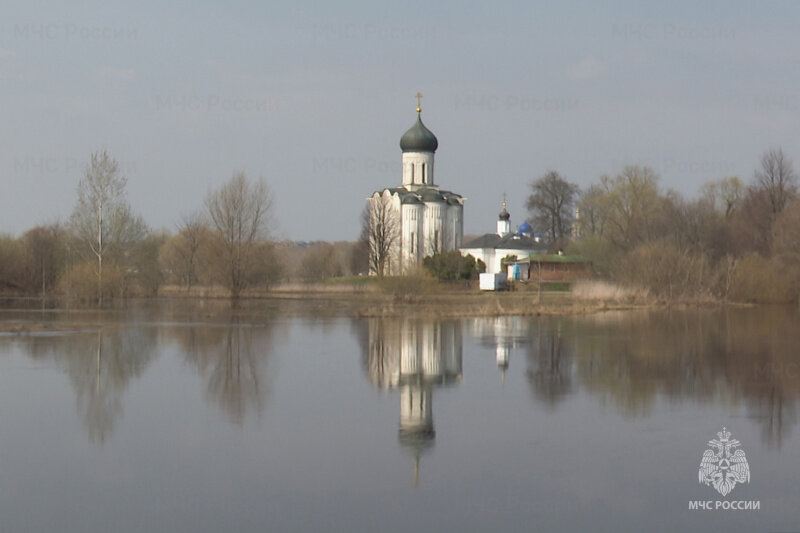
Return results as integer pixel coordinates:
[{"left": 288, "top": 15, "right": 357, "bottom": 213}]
[
  {"left": 299, "top": 242, "right": 343, "bottom": 281},
  {"left": 363, "top": 194, "right": 400, "bottom": 277},
  {"left": 205, "top": 172, "right": 272, "bottom": 298},
  {"left": 729, "top": 188, "right": 774, "bottom": 256},
  {"left": 701, "top": 176, "right": 744, "bottom": 218},
  {"left": 576, "top": 183, "right": 609, "bottom": 238},
  {"left": 160, "top": 212, "right": 210, "bottom": 290},
  {"left": 773, "top": 201, "right": 800, "bottom": 258},
  {"left": 350, "top": 230, "right": 370, "bottom": 276},
  {"left": 177, "top": 213, "right": 207, "bottom": 287},
  {"left": 659, "top": 192, "right": 727, "bottom": 260},
  {"left": 22, "top": 223, "right": 68, "bottom": 296},
  {"left": 596, "top": 166, "right": 663, "bottom": 251},
  {"left": 754, "top": 148, "right": 797, "bottom": 215},
  {"left": 69, "top": 151, "right": 147, "bottom": 303},
  {"left": 0, "top": 236, "right": 28, "bottom": 291},
  {"left": 526, "top": 170, "right": 579, "bottom": 243}
]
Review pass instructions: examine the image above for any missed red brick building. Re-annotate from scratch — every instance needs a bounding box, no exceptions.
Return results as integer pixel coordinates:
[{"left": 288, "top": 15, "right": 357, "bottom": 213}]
[{"left": 506, "top": 255, "right": 592, "bottom": 282}]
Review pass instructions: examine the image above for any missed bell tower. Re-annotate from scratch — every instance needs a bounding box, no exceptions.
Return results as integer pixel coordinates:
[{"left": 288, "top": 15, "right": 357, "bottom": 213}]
[{"left": 497, "top": 197, "right": 511, "bottom": 237}]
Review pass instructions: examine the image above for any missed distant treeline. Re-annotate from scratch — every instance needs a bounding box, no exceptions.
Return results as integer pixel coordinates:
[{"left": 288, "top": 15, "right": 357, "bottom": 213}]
[
  {"left": 552, "top": 148, "right": 800, "bottom": 303},
  {"left": 0, "top": 223, "right": 363, "bottom": 301},
  {"left": 0, "top": 151, "right": 365, "bottom": 302},
  {"left": 3, "top": 147, "right": 800, "bottom": 304}
]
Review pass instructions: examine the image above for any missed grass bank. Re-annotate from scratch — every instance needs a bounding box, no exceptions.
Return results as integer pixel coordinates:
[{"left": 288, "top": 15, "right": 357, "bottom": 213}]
[
  {"left": 251, "top": 278, "right": 656, "bottom": 318},
  {"left": 0, "top": 279, "right": 729, "bottom": 331}
]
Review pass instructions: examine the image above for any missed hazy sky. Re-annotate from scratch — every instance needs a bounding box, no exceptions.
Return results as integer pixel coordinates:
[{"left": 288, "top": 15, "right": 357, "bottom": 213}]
[{"left": 1, "top": 1, "right": 798, "bottom": 241}]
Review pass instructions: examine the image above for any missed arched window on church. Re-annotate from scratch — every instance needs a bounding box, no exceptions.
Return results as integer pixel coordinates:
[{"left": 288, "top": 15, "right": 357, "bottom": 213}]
[
  {"left": 410, "top": 164, "right": 415, "bottom": 182},
  {"left": 422, "top": 163, "right": 426, "bottom": 183}
]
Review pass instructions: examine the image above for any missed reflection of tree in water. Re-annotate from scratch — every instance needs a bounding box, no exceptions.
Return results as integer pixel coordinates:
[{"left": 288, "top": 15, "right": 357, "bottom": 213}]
[
  {"left": 25, "top": 327, "right": 158, "bottom": 444},
  {"left": 731, "top": 311, "right": 798, "bottom": 447},
  {"left": 525, "top": 321, "right": 574, "bottom": 408},
  {"left": 468, "top": 309, "right": 800, "bottom": 446},
  {"left": 751, "top": 386, "right": 793, "bottom": 447},
  {"left": 565, "top": 308, "right": 800, "bottom": 446},
  {"left": 176, "top": 320, "right": 274, "bottom": 424},
  {"left": 358, "top": 317, "right": 462, "bottom": 486}
]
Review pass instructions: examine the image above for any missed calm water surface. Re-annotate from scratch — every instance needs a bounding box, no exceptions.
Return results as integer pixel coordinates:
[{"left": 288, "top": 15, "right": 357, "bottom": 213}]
[{"left": 0, "top": 301, "right": 798, "bottom": 532}]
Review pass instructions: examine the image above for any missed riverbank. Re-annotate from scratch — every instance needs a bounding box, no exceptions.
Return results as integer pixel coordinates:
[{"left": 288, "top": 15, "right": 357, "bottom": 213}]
[
  {"left": 0, "top": 279, "right": 734, "bottom": 331},
  {"left": 156, "top": 279, "right": 657, "bottom": 318}
]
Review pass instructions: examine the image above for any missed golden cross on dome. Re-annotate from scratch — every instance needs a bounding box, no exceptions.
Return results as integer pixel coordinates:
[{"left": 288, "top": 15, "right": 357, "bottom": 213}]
[{"left": 415, "top": 92, "right": 423, "bottom": 113}]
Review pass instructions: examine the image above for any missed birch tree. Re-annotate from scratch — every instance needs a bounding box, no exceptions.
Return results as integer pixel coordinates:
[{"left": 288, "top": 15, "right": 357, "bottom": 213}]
[{"left": 70, "top": 151, "right": 147, "bottom": 303}]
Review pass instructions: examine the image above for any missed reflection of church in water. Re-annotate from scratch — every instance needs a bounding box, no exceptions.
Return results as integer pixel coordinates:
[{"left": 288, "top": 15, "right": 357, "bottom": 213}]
[
  {"left": 363, "top": 318, "right": 462, "bottom": 486},
  {"left": 468, "top": 316, "right": 532, "bottom": 385}
]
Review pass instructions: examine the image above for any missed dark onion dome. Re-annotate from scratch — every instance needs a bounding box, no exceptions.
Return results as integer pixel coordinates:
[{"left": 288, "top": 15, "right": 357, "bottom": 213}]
[
  {"left": 518, "top": 221, "right": 532, "bottom": 235},
  {"left": 400, "top": 114, "right": 438, "bottom": 153},
  {"left": 499, "top": 206, "right": 510, "bottom": 221}
]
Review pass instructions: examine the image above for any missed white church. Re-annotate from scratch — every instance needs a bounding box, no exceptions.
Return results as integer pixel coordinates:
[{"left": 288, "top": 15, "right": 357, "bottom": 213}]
[
  {"left": 460, "top": 201, "right": 547, "bottom": 274},
  {"left": 368, "top": 97, "right": 464, "bottom": 275}
]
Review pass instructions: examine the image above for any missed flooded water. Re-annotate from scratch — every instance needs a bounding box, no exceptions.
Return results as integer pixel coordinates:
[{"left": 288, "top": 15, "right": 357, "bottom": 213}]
[{"left": 0, "top": 301, "right": 798, "bottom": 532}]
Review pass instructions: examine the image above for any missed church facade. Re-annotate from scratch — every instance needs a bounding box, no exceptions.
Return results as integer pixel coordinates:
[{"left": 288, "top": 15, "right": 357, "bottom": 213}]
[{"left": 368, "top": 101, "right": 464, "bottom": 275}]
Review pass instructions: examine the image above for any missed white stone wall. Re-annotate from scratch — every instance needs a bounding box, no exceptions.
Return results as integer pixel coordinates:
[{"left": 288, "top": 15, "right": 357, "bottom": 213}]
[
  {"left": 372, "top": 192, "right": 464, "bottom": 274},
  {"left": 491, "top": 246, "right": 535, "bottom": 274},
  {"left": 422, "top": 203, "right": 442, "bottom": 256},
  {"left": 402, "top": 151, "right": 435, "bottom": 187},
  {"left": 490, "top": 251, "right": 505, "bottom": 275},
  {"left": 497, "top": 219, "right": 510, "bottom": 236},
  {"left": 447, "top": 204, "right": 463, "bottom": 250},
  {"left": 461, "top": 247, "right": 494, "bottom": 273},
  {"left": 401, "top": 203, "right": 422, "bottom": 272},
  {"left": 461, "top": 245, "right": 539, "bottom": 274}
]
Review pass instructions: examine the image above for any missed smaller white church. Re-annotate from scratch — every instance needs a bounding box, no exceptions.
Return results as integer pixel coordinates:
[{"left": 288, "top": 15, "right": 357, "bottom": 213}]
[
  {"left": 368, "top": 97, "right": 464, "bottom": 275},
  {"left": 460, "top": 202, "right": 547, "bottom": 274}
]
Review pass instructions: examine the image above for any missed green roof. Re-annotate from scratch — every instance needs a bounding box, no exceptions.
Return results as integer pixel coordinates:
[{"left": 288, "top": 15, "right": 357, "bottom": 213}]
[
  {"left": 374, "top": 186, "right": 463, "bottom": 205},
  {"left": 518, "top": 254, "right": 590, "bottom": 264}
]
